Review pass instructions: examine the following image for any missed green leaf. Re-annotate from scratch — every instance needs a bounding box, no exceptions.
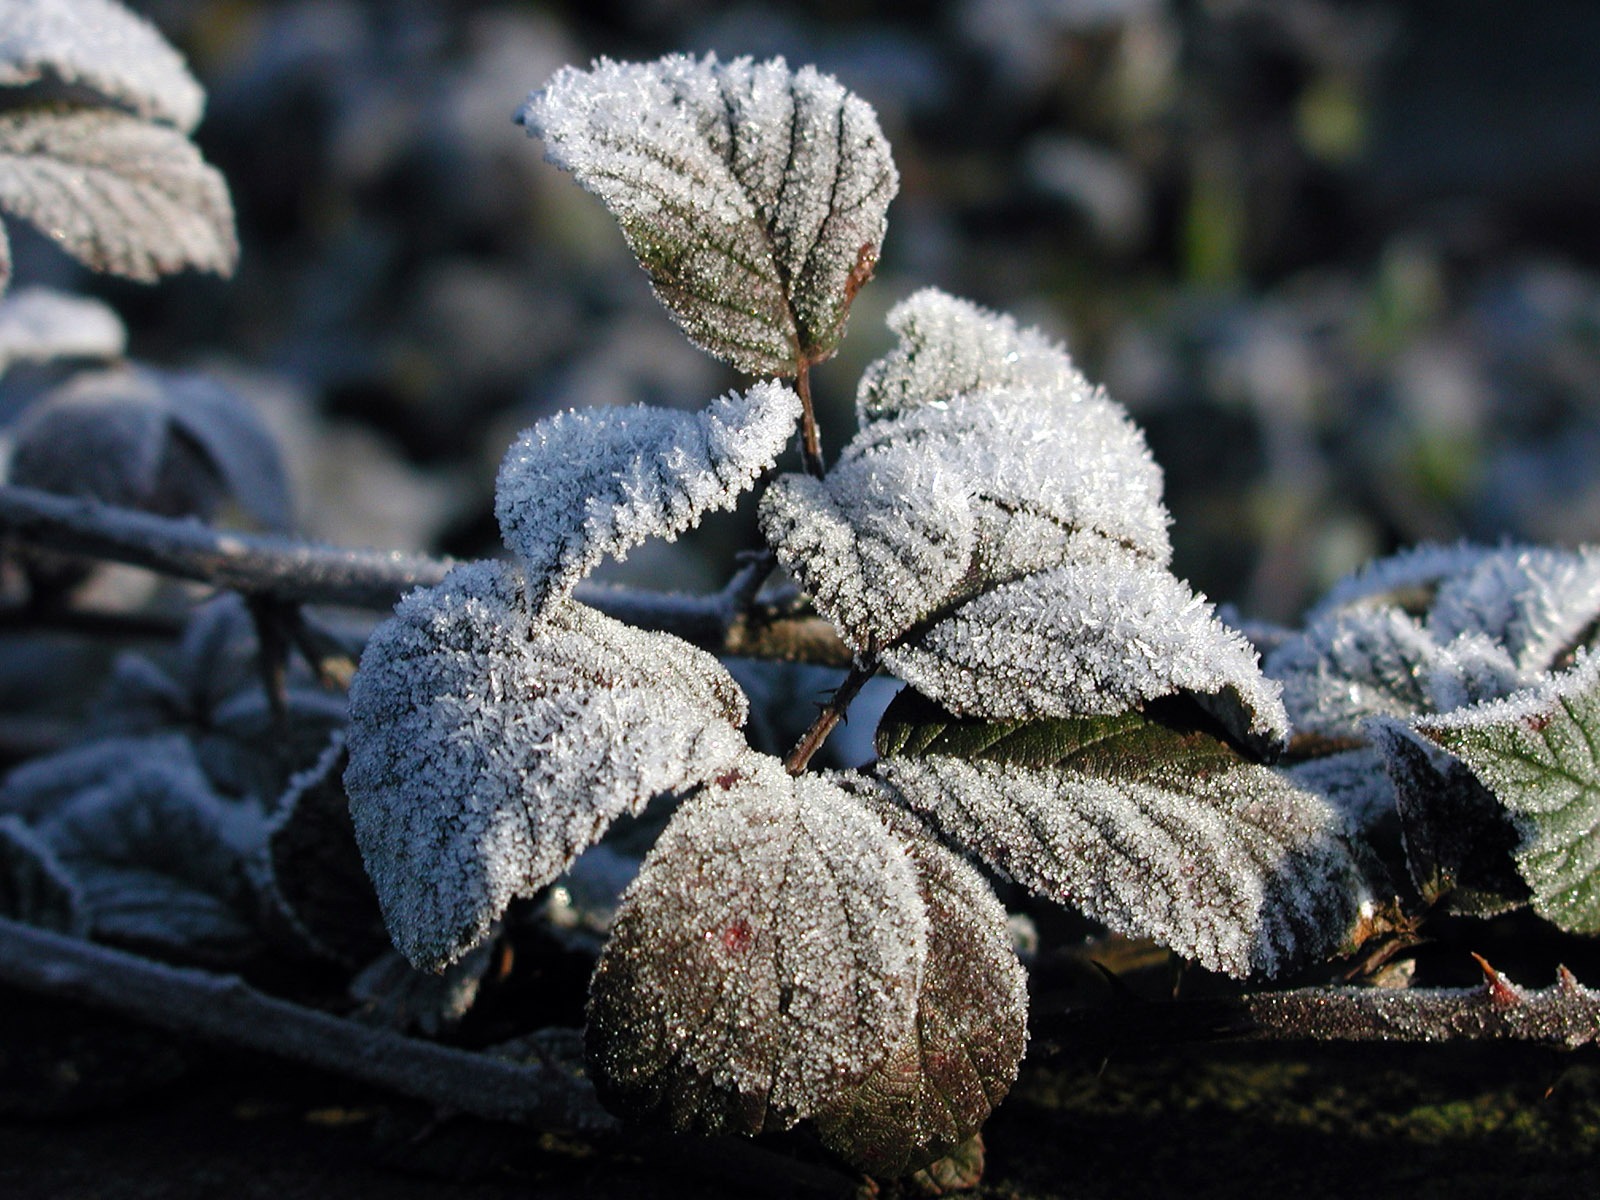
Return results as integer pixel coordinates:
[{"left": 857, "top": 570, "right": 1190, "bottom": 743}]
[
  {"left": 519, "top": 55, "right": 896, "bottom": 375},
  {"left": 877, "top": 692, "right": 1377, "bottom": 979},
  {"left": 1418, "top": 652, "right": 1600, "bottom": 933}
]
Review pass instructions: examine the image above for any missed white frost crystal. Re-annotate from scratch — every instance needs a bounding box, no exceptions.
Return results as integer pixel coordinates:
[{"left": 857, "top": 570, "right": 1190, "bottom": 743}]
[
  {"left": 344, "top": 560, "right": 751, "bottom": 971},
  {"left": 519, "top": 54, "right": 897, "bottom": 374},
  {"left": 761, "top": 290, "right": 1286, "bottom": 742},
  {"left": 587, "top": 751, "right": 928, "bottom": 1135},
  {"left": 496, "top": 382, "right": 801, "bottom": 613}
]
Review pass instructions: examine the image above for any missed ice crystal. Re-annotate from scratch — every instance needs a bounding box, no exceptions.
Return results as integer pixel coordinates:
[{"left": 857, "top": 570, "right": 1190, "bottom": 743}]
[
  {"left": 0, "top": 104, "right": 236, "bottom": 290},
  {"left": 761, "top": 291, "right": 1286, "bottom": 743},
  {"left": 1418, "top": 650, "right": 1600, "bottom": 933},
  {"left": 0, "top": 286, "right": 124, "bottom": 373},
  {"left": 586, "top": 751, "right": 928, "bottom": 1136},
  {"left": 812, "top": 778, "right": 1027, "bottom": 1175},
  {"left": 0, "top": 0, "right": 205, "bottom": 132},
  {"left": 519, "top": 54, "right": 897, "bottom": 375},
  {"left": 344, "top": 560, "right": 750, "bottom": 972},
  {"left": 496, "top": 382, "right": 800, "bottom": 613}
]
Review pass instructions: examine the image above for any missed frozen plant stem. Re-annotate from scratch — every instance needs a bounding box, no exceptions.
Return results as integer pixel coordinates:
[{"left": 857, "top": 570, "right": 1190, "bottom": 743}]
[
  {"left": 795, "top": 359, "right": 826, "bottom": 478},
  {"left": 784, "top": 659, "right": 877, "bottom": 774}
]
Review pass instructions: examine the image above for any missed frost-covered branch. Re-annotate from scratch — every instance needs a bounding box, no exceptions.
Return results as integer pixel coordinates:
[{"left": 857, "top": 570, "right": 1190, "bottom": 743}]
[
  {"left": 0, "top": 915, "right": 615, "bottom": 1132},
  {"left": 0, "top": 483, "right": 850, "bottom": 663}
]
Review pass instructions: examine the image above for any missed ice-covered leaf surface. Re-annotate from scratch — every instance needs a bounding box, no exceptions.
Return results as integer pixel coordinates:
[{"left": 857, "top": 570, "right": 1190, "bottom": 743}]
[
  {"left": 519, "top": 54, "right": 897, "bottom": 375},
  {"left": 586, "top": 752, "right": 927, "bottom": 1137},
  {"left": 7, "top": 365, "right": 292, "bottom": 531},
  {"left": 813, "top": 779, "right": 1027, "bottom": 1175},
  {"left": 877, "top": 693, "right": 1374, "bottom": 977},
  {"left": 0, "top": 0, "right": 204, "bottom": 132},
  {"left": 0, "top": 286, "right": 124, "bottom": 372},
  {"left": 0, "top": 733, "right": 196, "bottom": 823},
  {"left": 496, "top": 383, "right": 800, "bottom": 613},
  {"left": 0, "top": 104, "right": 236, "bottom": 286},
  {"left": 0, "top": 814, "right": 86, "bottom": 934},
  {"left": 761, "top": 291, "right": 1285, "bottom": 742},
  {"left": 1269, "top": 544, "right": 1600, "bottom": 740},
  {"left": 1418, "top": 652, "right": 1600, "bottom": 933},
  {"left": 344, "top": 560, "right": 750, "bottom": 972}
]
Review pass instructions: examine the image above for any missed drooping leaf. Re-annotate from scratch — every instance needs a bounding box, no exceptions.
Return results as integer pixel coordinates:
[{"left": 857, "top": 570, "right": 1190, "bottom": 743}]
[
  {"left": 586, "top": 751, "right": 928, "bottom": 1138},
  {"left": 496, "top": 382, "right": 800, "bottom": 613},
  {"left": 877, "top": 694, "right": 1375, "bottom": 978},
  {"left": 7, "top": 365, "right": 292, "bottom": 531},
  {"left": 761, "top": 290, "right": 1285, "bottom": 745},
  {"left": 519, "top": 54, "right": 897, "bottom": 375},
  {"left": 812, "top": 779, "right": 1027, "bottom": 1176},
  {"left": 0, "top": 814, "right": 86, "bottom": 935},
  {"left": 344, "top": 560, "right": 750, "bottom": 972},
  {"left": 0, "top": 285, "right": 124, "bottom": 373},
  {"left": 0, "top": 0, "right": 205, "bottom": 133},
  {"left": 0, "top": 104, "right": 236, "bottom": 286},
  {"left": 36, "top": 751, "right": 266, "bottom": 960},
  {"left": 1417, "top": 651, "right": 1600, "bottom": 933},
  {"left": 1368, "top": 719, "right": 1529, "bottom": 917}
]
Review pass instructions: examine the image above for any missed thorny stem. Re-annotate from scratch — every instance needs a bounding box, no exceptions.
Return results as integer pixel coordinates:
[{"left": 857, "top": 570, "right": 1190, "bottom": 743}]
[
  {"left": 795, "top": 359, "right": 826, "bottom": 478},
  {"left": 0, "top": 484, "right": 850, "bottom": 666},
  {"left": 784, "top": 659, "right": 877, "bottom": 775}
]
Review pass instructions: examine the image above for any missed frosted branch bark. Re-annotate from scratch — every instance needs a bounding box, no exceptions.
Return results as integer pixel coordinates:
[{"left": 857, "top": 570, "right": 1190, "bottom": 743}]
[
  {"left": 0, "top": 483, "right": 849, "bottom": 664},
  {"left": 0, "top": 915, "right": 615, "bottom": 1131}
]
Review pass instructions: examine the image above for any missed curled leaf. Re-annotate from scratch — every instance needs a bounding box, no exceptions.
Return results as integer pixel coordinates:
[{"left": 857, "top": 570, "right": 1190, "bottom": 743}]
[
  {"left": 496, "top": 382, "right": 800, "bottom": 613},
  {"left": 344, "top": 561, "right": 750, "bottom": 972},
  {"left": 519, "top": 54, "right": 897, "bottom": 374},
  {"left": 0, "top": 0, "right": 205, "bottom": 132},
  {"left": 586, "top": 752, "right": 927, "bottom": 1137}
]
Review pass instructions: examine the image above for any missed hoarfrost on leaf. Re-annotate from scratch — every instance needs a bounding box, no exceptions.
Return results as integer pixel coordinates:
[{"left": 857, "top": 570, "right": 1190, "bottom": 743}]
[
  {"left": 518, "top": 54, "right": 897, "bottom": 375},
  {"left": 0, "top": 286, "right": 124, "bottom": 373},
  {"left": 496, "top": 382, "right": 800, "bottom": 613},
  {"left": 343, "top": 560, "right": 750, "bottom": 972},
  {"left": 877, "top": 694, "right": 1375, "bottom": 978},
  {"left": 761, "top": 291, "right": 1285, "bottom": 744},
  {"left": 586, "top": 751, "right": 928, "bottom": 1137},
  {"left": 1418, "top": 651, "right": 1600, "bottom": 933},
  {"left": 812, "top": 777, "right": 1027, "bottom": 1176},
  {"left": 0, "top": 104, "right": 236, "bottom": 287},
  {"left": 0, "top": 0, "right": 205, "bottom": 132},
  {"left": 0, "top": 814, "right": 87, "bottom": 935}
]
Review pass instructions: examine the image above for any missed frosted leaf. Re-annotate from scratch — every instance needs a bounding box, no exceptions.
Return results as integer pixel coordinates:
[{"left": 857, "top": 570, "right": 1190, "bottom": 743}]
[
  {"left": 1418, "top": 651, "right": 1600, "bottom": 933},
  {"left": 344, "top": 560, "right": 750, "bottom": 972},
  {"left": 8, "top": 365, "right": 292, "bottom": 532},
  {"left": 877, "top": 695, "right": 1375, "bottom": 978},
  {"left": 1269, "top": 544, "right": 1600, "bottom": 740},
  {"left": 0, "top": 0, "right": 205, "bottom": 132},
  {"left": 0, "top": 732, "right": 197, "bottom": 823},
  {"left": 1367, "top": 719, "right": 1528, "bottom": 918},
  {"left": 519, "top": 54, "right": 897, "bottom": 374},
  {"left": 0, "top": 105, "right": 236, "bottom": 285},
  {"left": 856, "top": 288, "right": 1098, "bottom": 422},
  {"left": 586, "top": 751, "right": 927, "bottom": 1136},
  {"left": 1281, "top": 747, "right": 1397, "bottom": 838},
  {"left": 884, "top": 532, "right": 1288, "bottom": 741},
  {"left": 0, "top": 286, "right": 124, "bottom": 373},
  {"left": 349, "top": 942, "right": 497, "bottom": 1037},
  {"left": 38, "top": 754, "right": 266, "bottom": 959},
  {"left": 812, "top": 779, "right": 1027, "bottom": 1176},
  {"left": 496, "top": 382, "right": 800, "bottom": 613},
  {"left": 0, "top": 814, "right": 86, "bottom": 935}
]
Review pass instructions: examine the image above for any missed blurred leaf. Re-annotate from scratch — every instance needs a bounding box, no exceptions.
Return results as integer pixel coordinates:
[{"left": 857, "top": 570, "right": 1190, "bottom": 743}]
[{"left": 0, "top": 813, "right": 86, "bottom": 934}]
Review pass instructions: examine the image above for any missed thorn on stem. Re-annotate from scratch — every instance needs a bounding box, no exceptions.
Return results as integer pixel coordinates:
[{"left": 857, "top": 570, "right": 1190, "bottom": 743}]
[{"left": 1471, "top": 952, "right": 1522, "bottom": 1008}]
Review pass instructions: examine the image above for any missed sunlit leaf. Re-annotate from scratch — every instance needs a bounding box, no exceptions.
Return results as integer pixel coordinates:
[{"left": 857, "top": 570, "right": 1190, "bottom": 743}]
[
  {"left": 1418, "top": 651, "right": 1600, "bottom": 933},
  {"left": 878, "top": 694, "right": 1375, "bottom": 978},
  {"left": 586, "top": 752, "right": 927, "bottom": 1137},
  {"left": 519, "top": 54, "right": 897, "bottom": 375},
  {"left": 0, "top": 0, "right": 205, "bottom": 132},
  {"left": 344, "top": 560, "right": 750, "bottom": 972},
  {"left": 0, "top": 104, "right": 236, "bottom": 286},
  {"left": 496, "top": 382, "right": 800, "bottom": 613}
]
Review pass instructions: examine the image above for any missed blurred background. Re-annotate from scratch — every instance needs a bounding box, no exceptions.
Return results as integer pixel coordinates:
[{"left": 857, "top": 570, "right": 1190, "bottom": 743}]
[{"left": 14, "top": 0, "right": 1600, "bottom": 625}]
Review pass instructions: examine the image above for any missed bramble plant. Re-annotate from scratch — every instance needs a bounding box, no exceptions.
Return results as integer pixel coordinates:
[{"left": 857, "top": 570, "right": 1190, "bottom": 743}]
[{"left": 3, "top": 3, "right": 1600, "bottom": 1191}]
